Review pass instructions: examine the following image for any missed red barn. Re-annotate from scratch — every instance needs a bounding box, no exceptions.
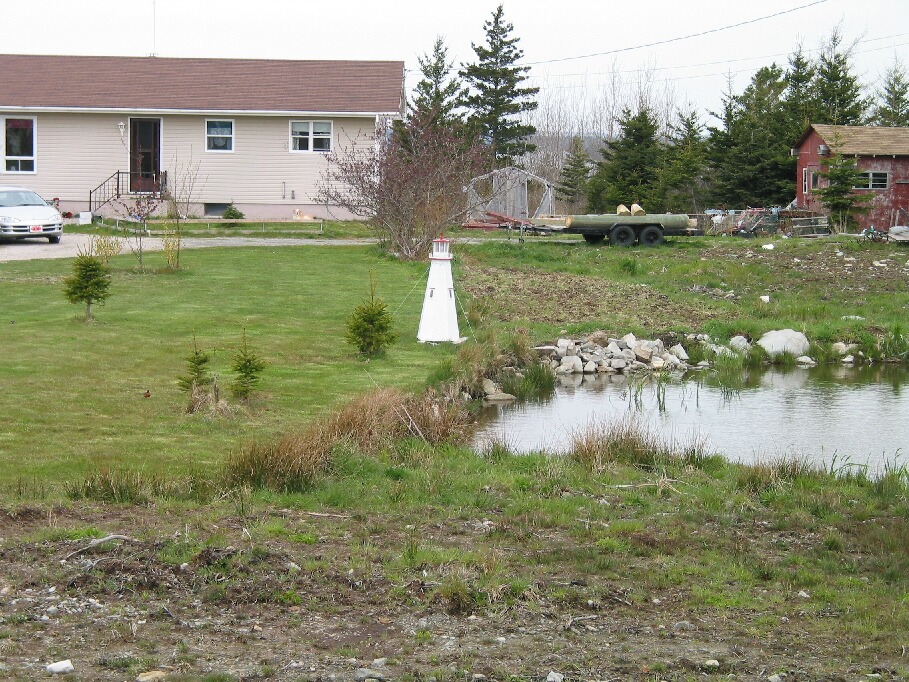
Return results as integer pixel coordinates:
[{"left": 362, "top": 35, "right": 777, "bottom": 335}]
[{"left": 793, "top": 124, "right": 909, "bottom": 231}]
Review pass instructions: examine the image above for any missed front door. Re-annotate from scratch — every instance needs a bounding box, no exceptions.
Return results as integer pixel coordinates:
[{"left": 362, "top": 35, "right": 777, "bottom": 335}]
[{"left": 129, "top": 118, "right": 161, "bottom": 193}]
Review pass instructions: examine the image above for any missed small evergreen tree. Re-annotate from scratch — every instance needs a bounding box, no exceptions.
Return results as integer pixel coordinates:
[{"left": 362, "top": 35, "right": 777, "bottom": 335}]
[
  {"left": 816, "top": 151, "right": 869, "bottom": 232},
  {"left": 222, "top": 203, "right": 245, "bottom": 220},
  {"left": 873, "top": 57, "right": 909, "bottom": 127},
  {"left": 230, "top": 330, "right": 266, "bottom": 401},
  {"left": 554, "top": 137, "right": 591, "bottom": 212},
  {"left": 459, "top": 4, "right": 539, "bottom": 165},
  {"left": 178, "top": 337, "right": 211, "bottom": 392},
  {"left": 63, "top": 253, "right": 111, "bottom": 321},
  {"left": 345, "top": 275, "right": 397, "bottom": 357}
]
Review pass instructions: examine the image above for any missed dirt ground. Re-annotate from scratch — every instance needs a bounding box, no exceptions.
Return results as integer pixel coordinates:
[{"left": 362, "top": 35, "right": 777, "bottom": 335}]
[
  {"left": 0, "top": 504, "right": 900, "bottom": 682},
  {"left": 459, "top": 239, "right": 909, "bottom": 331}
]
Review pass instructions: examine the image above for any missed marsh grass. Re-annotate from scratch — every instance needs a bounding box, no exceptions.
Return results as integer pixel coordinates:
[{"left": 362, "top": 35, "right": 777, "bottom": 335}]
[
  {"left": 881, "top": 323, "right": 909, "bottom": 360},
  {"left": 567, "top": 414, "right": 710, "bottom": 471},
  {"left": 498, "top": 361, "right": 556, "bottom": 399}
]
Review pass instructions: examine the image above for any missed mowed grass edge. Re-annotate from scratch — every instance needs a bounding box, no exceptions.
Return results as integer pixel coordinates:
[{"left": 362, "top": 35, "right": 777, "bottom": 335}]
[{"left": 0, "top": 244, "right": 456, "bottom": 489}]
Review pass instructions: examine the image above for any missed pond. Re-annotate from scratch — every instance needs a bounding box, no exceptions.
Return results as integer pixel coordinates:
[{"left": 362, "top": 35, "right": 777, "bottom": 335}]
[{"left": 474, "top": 364, "right": 909, "bottom": 473}]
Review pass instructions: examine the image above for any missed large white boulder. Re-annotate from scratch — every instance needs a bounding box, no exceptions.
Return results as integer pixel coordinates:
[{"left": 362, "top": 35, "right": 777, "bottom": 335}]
[{"left": 757, "top": 329, "right": 810, "bottom": 358}]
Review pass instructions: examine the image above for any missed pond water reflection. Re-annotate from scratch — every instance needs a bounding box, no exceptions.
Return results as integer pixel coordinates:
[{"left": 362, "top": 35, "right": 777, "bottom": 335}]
[{"left": 474, "top": 364, "right": 908, "bottom": 472}]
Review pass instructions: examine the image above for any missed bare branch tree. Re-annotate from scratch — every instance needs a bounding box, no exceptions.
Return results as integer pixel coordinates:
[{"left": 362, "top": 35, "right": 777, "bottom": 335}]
[
  {"left": 317, "top": 114, "right": 490, "bottom": 260},
  {"left": 161, "top": 150, "right": 206, "bottom": 270}
]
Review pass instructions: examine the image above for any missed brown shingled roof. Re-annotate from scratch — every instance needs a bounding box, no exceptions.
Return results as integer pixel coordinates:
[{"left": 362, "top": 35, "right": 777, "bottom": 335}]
[
  {"left": 799, "top": 124, "right": 909, "bottom": 156},
  {"left": 0, "top": 54, "right": 404, "bottom": 114}
]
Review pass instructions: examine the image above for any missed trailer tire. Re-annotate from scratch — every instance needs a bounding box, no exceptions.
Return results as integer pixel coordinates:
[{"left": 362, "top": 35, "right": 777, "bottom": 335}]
[
  {"left": 609, "top": 225, "right": 636, "bottom": 247},
  {"left": 639, "top": 225, "right": 665, "bottom": 246},
  {"left": 582, "top": 233, "right": 606, "bottom": 244}
]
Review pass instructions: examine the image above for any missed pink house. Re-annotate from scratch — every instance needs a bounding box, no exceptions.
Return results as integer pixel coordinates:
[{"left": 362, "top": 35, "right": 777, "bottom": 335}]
[{"left": 793, "top": 124, "right": 909, "bottom": 231}]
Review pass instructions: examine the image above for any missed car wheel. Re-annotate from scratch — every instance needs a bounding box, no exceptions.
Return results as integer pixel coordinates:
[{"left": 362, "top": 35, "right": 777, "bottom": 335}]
[
  {"left": 582, "top": 233, "right": 605, "bottom": 244},
  {"left": 639, "top": 226, "right": 664, "bottom": 247},
  {"left": 609, "top": 225, "right": 635, "bottom": 247},
  {"left": 48, "top": 235, "right": 61, "bottom": 244}
]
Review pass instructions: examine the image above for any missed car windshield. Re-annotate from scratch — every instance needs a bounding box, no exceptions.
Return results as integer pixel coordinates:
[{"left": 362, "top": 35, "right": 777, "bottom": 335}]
[{"left": 0, "top": 190, "right": 48, "bottom": 208}]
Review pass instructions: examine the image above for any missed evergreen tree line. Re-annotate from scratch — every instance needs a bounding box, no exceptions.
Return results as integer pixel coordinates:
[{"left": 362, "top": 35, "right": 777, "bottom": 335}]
[
  {"left": 563, "top": 30, "right": 909, "bottom": 214},
  {"left": 407, "top": 5, "right": 909, "bottom": 216}
]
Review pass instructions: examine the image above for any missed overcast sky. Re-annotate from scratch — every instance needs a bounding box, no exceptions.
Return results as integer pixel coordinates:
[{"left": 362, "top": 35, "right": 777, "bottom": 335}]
[{"left": 7, "top": 0, "right": 909, "bottom": 125}]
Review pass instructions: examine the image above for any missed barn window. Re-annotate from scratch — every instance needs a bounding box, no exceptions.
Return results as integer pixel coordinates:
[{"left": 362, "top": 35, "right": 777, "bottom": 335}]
[
  {"left": 3, "top": 117, "right": 36, "bottom": 173},
  {"left": 854, "top": 172, "right": 889, "bottom": 190},
  {"left": 802, "top": 168, "right": 808, "bottom": 194},
  {"left": 290, "top": 121, "right": 332, "bottom": 152},
  {"left": 206, "top": 120, "right": 234, "bottom": 152}
]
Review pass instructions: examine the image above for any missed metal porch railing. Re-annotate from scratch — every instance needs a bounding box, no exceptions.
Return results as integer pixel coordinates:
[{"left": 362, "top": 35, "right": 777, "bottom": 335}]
[{"left": 88, "top": 170, "right": 168, "bottom": 213}]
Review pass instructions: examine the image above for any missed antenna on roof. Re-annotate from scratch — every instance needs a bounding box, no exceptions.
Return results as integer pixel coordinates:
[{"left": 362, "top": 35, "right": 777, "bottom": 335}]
[{"left": 147, "top": 0, "right": 158, "bottom": 57}]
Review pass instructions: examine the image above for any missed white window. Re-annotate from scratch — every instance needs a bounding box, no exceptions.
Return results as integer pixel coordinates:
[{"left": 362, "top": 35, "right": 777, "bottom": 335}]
[
  {"left": 853, "top": 171, "right": 888, "bottom": 190},
  {"left": 206, "top": 119, "right": 234, "bottom": 152},
  {"left": 290, "top": 121, "right": 332, "bottom": 152},
  {"left": 3, "top": 117, "right": 36, "bottom": 173},
  {"left": 802, "top": 167, "right": 808, "bottom": 195}
]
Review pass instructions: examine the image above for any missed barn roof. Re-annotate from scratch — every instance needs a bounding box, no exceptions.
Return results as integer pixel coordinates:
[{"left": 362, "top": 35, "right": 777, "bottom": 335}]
[
  {"left": 796, "top": 124, "right": 909, "bottom": 156},
  {"left": 0, "top": 54, "right": 405, "bottom": 115}
]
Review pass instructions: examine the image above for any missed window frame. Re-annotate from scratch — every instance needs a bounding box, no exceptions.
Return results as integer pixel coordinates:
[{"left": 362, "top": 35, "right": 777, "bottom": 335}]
[
  {"left": 289, "top": 120, "right": 333, "bottom": 153},
  {"left": 205, "top": 119, "right": 235, "bottom": 153},
  {"left": 853, "top": 171, "right": 889, "bottom": 190},
  {"left": 802, "top": 167, "right": 809, "bottom": 195},
  {"left": 2, "top": 116, "right": 37, "bottom": 174}
]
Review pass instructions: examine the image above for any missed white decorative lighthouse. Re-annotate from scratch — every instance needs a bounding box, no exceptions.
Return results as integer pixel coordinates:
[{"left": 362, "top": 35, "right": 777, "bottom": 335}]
[{"left": 417, "top": 235, "right": 461, "bottom": 343}]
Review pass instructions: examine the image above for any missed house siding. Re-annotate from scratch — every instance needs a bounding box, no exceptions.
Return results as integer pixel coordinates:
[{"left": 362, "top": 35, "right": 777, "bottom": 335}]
[
  {"left": 161, "top": 114, "right": 375, "bottom": 211},
  {"left": 795, "top": 127, "right": 909, "bottom": 231},
  {"left": 1, "top": 111, "right": 376, "bottom": 219},
  {"left": 1, "top": 111, "right": 126, "bottom": 206}
]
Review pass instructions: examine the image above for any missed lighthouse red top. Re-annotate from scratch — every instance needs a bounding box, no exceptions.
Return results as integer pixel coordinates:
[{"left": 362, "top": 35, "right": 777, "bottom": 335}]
[{"left": 430, "top": 234, "right": 452, "bottom": 260}]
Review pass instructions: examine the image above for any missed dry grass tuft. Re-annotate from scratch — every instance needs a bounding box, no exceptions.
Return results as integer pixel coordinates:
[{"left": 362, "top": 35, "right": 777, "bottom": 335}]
[{"left": 225, "top": 387, "right": 472, "bottom": 492}]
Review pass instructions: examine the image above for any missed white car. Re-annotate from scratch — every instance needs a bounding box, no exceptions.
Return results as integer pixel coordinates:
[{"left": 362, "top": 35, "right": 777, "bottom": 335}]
[{"left": 0, "top": 186, "right": 64, "bottom": 243}]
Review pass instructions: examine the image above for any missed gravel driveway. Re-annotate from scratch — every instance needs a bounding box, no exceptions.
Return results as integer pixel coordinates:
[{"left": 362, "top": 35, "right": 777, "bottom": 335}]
[{"left": 0, "top": 234, "right": 374, "bottom": 262}]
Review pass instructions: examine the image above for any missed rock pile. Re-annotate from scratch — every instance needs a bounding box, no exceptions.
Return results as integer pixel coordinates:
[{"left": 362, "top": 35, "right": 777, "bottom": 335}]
[{"left": 536, "top": 332, "right": 703, "bottom": 376}]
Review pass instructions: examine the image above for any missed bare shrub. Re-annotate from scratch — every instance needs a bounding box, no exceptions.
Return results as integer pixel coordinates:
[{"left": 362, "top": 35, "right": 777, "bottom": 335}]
[{"left": 88, "top": 234, "right": 123, "bottom": 264}]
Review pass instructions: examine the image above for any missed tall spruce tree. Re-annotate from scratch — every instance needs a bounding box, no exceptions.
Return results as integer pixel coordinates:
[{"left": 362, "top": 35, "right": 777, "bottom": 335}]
[
  {"left": 707, "top": 66, "right": 793, "bottom": 208},
  {"left": 873, "top": 57, "right": 909, "bottom": 127},
  {"left": 555, "top": 137, "right": 591, "bottom": 212},
  {"left": 411, "top": 37, "right": 464, "bottom": 127},
  {"left": 587, "top": 104, "right": 664, "bottom": 213},
  {"left": 660, "top": 110, "right": 707, "bottom": 213},
  {"left": 459, "top": 4, "right": 539, "bottom": 165},
  {"left": 814, "top": 29, "right": 868, "bottom": 125},
  {"left": 783, "top": 45, "right": 819, "bottom": 139}
]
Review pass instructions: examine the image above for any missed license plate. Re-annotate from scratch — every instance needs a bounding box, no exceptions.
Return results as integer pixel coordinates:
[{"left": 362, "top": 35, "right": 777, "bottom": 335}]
[{"left": 30, "top": 225, "right": 42, "bottom": 233}]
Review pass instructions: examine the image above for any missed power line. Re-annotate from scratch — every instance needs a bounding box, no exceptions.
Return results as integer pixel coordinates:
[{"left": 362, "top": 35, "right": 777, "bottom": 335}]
[
  {"left": 522, "top": 0, "right": 830, "bottom": 67},
  {"left": 526, "top": 32, "right": 909, "bottom": 80},
  {"left": 523, "top": 39, "right": 909, "bottom": 92}
]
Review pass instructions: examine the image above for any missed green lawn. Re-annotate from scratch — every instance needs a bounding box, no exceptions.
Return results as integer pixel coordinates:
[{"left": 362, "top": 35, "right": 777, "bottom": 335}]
[{"left": 1, "top": 244, "right": 456, "bottom": 487}]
